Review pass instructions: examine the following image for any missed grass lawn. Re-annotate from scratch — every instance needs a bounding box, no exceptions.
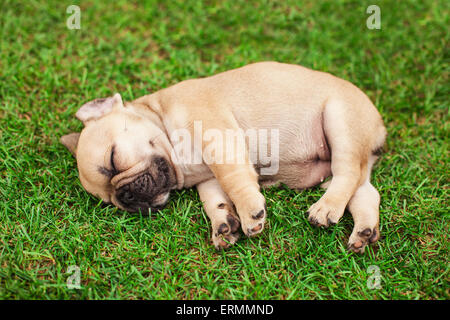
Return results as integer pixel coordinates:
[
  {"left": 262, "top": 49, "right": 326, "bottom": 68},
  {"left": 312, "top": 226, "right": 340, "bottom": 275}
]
[{"left": 0, "top": 0, "right": 448, "bottom": 299}]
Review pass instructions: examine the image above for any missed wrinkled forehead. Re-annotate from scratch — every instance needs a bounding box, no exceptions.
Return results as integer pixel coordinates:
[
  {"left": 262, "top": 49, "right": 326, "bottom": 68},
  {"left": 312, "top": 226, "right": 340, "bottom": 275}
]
[
  {"left": 80, "top": 112, "right": 128, "bottom": 140},
  {"left": 75, "top": 111, "right": 162, "bottom": 180},
  {"left": 77, "top": 112, "right": 142, "bottom": 154},
  {"left": 75, "top": 122, "right": 113, "bottom": 197},
  {"left": 77, "top": 118, "right": 115, "bottom": 163}
]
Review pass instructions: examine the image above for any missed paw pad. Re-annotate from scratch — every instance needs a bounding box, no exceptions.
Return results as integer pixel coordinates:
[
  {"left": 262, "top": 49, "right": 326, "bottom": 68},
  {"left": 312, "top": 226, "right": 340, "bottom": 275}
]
[
  {"left": 252, "top": 209, "right": 265, "bottom": 220},
  {"left": 226, "top": 214, "right": 240, "bottom": 233},
  {"left": 217, "top": 223, "right": 230, "bottom": 235},
  {"left": 359, "top": 228, "right": 372, "bottom": 238}
]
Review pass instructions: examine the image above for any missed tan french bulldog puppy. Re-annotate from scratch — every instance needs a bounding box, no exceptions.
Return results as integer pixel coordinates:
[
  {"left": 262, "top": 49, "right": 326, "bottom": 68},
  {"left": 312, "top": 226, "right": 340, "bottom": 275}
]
[{"left": 61, "top": 62, "right": 386, "bottom": 253}]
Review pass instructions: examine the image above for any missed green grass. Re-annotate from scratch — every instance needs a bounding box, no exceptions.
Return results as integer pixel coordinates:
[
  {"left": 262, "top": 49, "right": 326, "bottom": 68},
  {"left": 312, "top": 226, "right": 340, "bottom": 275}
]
[{"left": 0, "top": 0, "right": 448, "bottom": 299}]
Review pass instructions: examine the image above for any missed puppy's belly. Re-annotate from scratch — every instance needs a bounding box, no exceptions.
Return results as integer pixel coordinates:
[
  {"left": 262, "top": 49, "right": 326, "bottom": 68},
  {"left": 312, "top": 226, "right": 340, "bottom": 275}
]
[
  {"left": 259, "top": 159, "right": 332, "bottom": 189},
  {"left": 256, "top": 110, "right": 332, "bottom": 189}
]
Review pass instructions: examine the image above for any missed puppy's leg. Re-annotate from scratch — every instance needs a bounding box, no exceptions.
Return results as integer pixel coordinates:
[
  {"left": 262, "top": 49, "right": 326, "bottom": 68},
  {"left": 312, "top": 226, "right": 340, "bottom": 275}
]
[
  {"left": 208, "top": 162, "right": 266, "bottom": 238},
  {"left": 308, "top": 100, "right": 369, "bottom": 227},
  {"left": 347, "top": 155, "right": 381, "bottom": 253},
  {"left": 197, "top": 178, "right": 240, "bottom": 249},
  {"left": 201, "top": 120, "right": 266, "bottom": 238},
  {"left": 307, "top": 160, "right": 363, "bottom": 227}
]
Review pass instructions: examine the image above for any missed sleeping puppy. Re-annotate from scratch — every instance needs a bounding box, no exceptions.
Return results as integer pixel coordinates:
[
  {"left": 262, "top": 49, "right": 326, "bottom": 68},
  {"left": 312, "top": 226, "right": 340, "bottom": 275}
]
[{"left": 61, "top": 61, "right": 386, "bottom": 253}]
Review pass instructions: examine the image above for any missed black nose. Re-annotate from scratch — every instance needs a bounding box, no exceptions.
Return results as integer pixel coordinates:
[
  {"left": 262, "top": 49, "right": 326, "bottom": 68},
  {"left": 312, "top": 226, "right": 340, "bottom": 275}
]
[
  {"left": 120, "top": 190, "right": 135, "bottom": 202},
  {"left": 116, "top": 186, "right": 139, "bottom": 206},
  {"left": 115, "top": 157, "right": 172, "bottom": 214},
  {"left": 116, "top": 175, "right": 154, "bottom": 212}
]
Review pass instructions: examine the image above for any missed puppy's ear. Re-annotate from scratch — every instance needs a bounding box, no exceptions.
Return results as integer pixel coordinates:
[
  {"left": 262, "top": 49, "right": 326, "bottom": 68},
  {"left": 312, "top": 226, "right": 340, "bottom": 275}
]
[
  {"left": 60, "top": 132, "right": 80, "bottom": 157},
  {"left": 75, "top": 93, "right": 123, "bottom": 124}
]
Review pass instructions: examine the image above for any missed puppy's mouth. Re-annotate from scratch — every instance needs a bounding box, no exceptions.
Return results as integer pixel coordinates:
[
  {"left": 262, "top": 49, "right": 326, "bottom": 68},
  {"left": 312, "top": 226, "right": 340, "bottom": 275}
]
[{"left": 114, "top": 156, "right": 174, "bottom": 214}]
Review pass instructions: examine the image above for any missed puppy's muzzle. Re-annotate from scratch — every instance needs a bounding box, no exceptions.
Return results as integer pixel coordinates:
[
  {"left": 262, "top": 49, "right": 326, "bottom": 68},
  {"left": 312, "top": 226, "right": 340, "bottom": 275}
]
[
  {"left": 116, "top": 173, "right": 154, "bottom": 212},
  {"left": 115, "top": 157, "right": 172, "bottom": 214}
]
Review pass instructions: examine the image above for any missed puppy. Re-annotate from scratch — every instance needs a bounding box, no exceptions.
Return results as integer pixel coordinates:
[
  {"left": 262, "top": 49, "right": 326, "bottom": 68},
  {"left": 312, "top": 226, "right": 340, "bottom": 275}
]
[{"left": 61, "top": 62, "right": 386, "bottom": 253}]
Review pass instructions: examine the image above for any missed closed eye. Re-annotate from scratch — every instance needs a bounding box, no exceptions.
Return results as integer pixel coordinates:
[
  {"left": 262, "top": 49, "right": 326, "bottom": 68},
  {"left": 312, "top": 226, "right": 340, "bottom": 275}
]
[
  {"left": 110, "top": 145, "right": 117, "bottom": 172},
  {"left": 97, "top": 145, "right": 118, "bottom": 179}
]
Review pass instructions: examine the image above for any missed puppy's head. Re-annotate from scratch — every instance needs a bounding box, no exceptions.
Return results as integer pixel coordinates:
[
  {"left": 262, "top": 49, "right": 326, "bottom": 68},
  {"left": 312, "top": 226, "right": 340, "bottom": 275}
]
[{"left": 61, "top": 93, "right": 178, "bottom": 214}]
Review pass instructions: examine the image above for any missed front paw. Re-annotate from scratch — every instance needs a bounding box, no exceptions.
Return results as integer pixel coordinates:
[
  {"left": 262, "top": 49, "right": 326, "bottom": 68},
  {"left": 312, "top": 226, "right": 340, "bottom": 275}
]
[
  {"left": 212, "top": 212, "right": 241, "bottom": 250},
  {"left": 233, "top": 190, "right": 267, "bottom": 238},
  {"left": 241, "top": 206, "right": 266, "bottom": 237}
]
